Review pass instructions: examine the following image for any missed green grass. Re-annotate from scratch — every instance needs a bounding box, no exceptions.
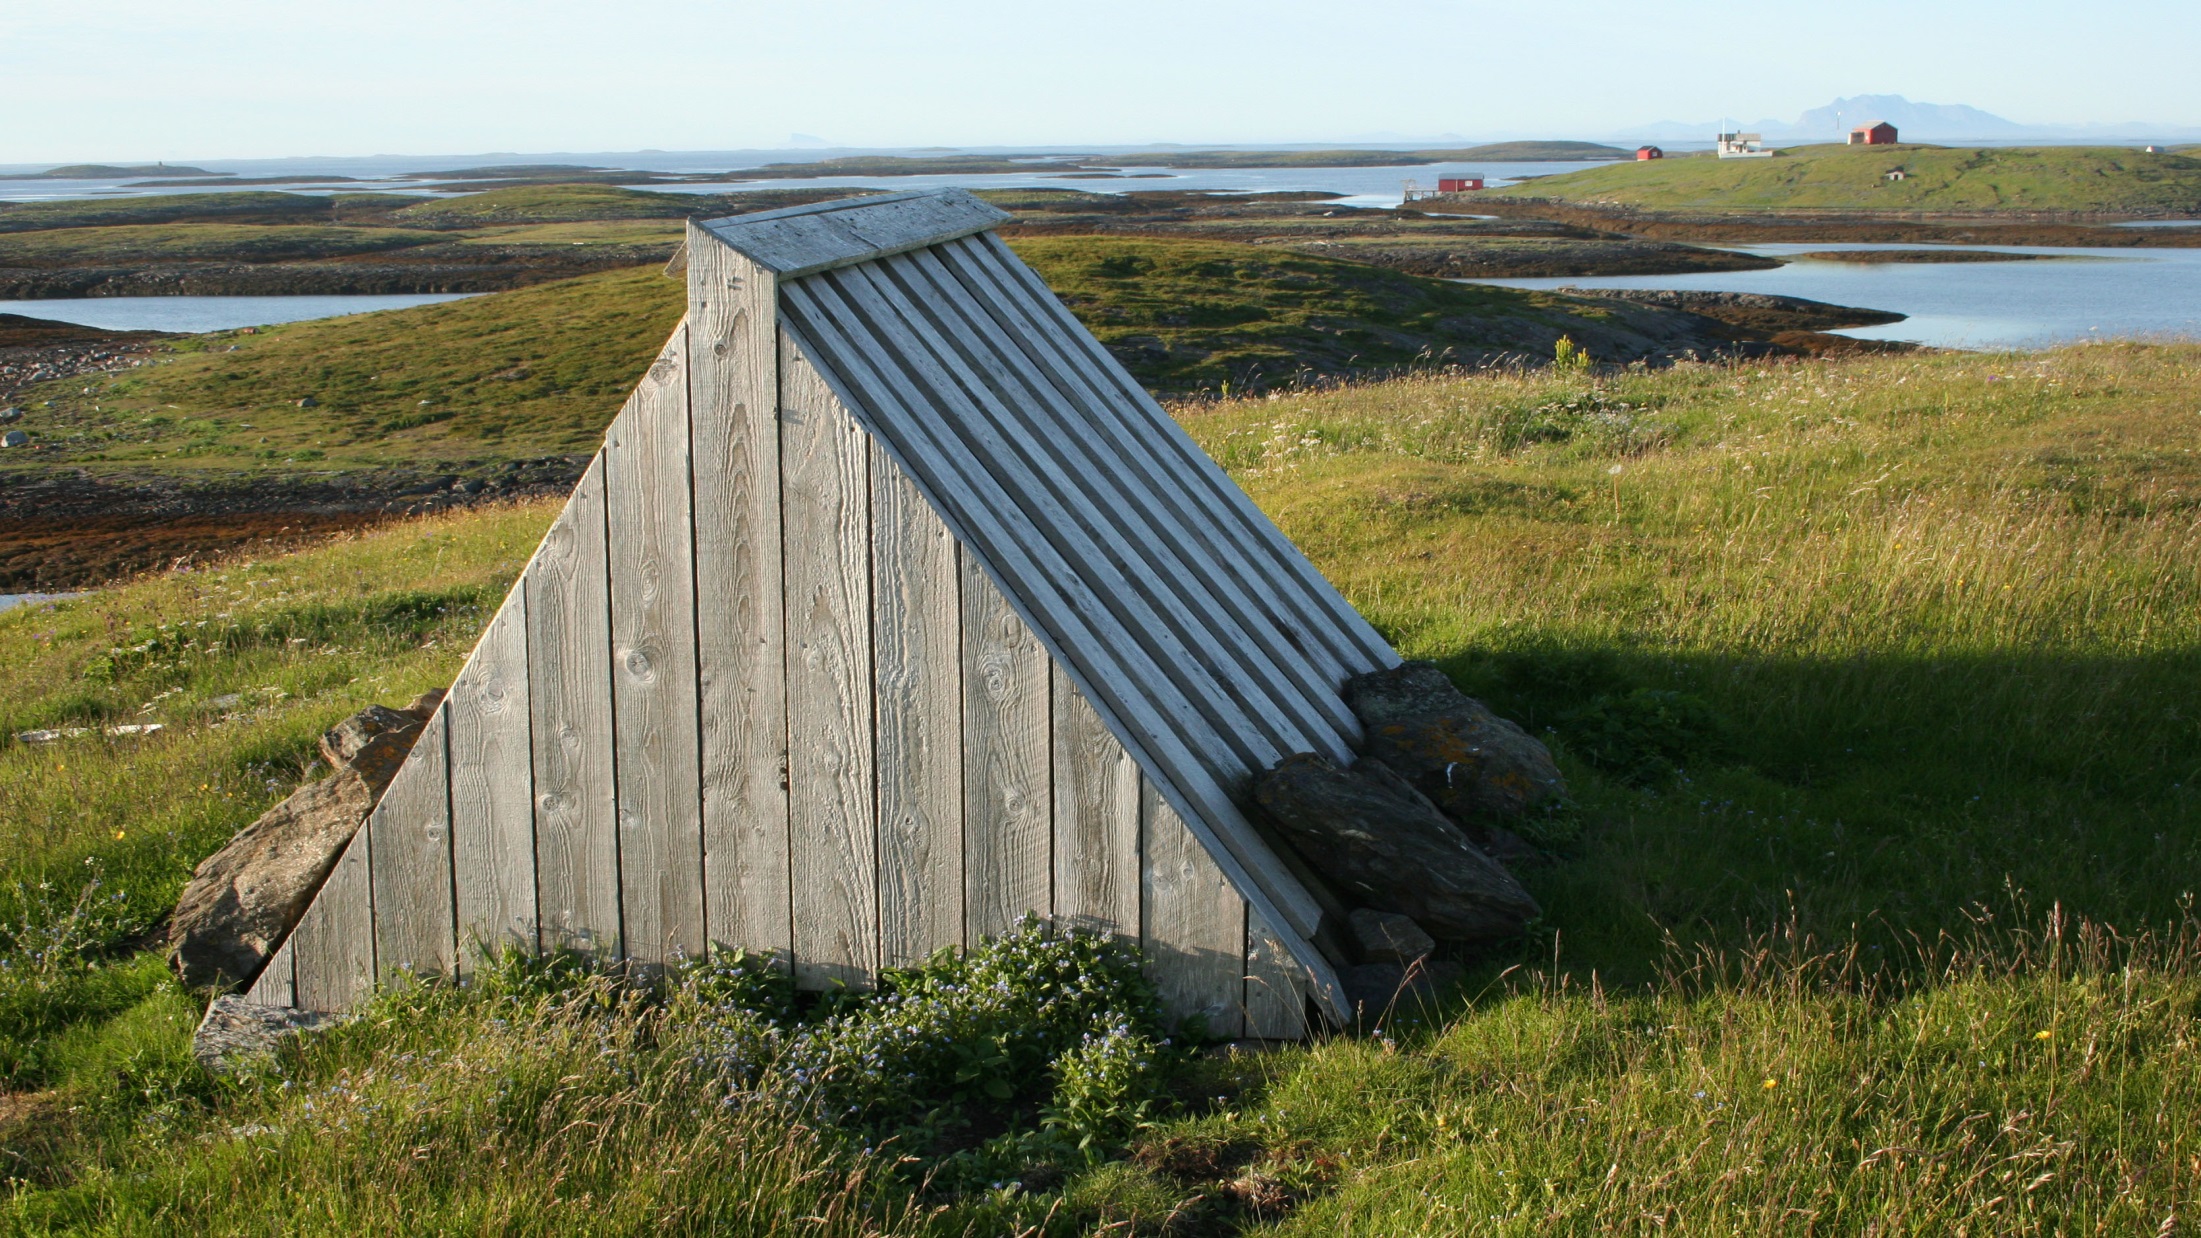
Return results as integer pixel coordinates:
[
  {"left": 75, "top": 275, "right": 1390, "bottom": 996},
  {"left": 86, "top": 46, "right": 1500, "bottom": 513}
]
[
  {"left": 0, "top": 222, "right": 450, "bottom": 266},
  {"left": 4, "top": 326, "right": 2200, "bottom": 1230},
  {"left": 1493, "top": 143, "right": 2201, "bottom": 214}
]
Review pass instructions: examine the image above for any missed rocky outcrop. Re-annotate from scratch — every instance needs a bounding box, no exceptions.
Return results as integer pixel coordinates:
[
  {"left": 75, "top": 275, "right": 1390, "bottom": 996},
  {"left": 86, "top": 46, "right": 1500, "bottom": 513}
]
[
  {"left": 191, "top": 996, "right": 343, "bottom": 1075},
  {"left": 1345, "top": 662, "right": 1566, "bottom": 823},
  {"left": 1251, "top": 753, "right": 1540, "bottom": 943},
  {"left": 168, "top": 692, "right": 442, "bottom": 990}
]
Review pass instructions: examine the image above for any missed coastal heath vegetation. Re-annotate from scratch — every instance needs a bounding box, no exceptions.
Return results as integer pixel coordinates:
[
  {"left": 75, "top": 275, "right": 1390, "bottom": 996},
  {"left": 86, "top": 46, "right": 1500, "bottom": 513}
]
[{"left": 1, "top": 341, "right": 2198, "bottom": 1230}]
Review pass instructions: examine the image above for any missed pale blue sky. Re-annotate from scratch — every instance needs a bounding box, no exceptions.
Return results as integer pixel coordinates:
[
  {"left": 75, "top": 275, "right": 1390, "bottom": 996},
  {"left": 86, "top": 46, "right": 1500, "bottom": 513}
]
[{"left": 4, "top": 0, "right": 2194, "bottom": 161}]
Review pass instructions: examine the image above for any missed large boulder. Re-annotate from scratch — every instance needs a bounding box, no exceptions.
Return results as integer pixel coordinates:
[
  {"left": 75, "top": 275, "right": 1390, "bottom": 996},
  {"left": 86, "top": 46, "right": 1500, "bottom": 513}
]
[
  {"left": 168, "top": 693, "right": 441, "bottom": 990},
  {"left": 1345, "top": 662, "right": 1566, "bottom": 822},
  {"left": 1251, "top": 753, "right": 1540, "bottom": 943}
]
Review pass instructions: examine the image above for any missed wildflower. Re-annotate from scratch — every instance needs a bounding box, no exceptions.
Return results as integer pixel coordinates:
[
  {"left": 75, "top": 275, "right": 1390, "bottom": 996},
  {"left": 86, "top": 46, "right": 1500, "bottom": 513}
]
[
  {"left": 1762, "top": 1077, "right": 1778, "bottom": 1090},
  {"left": 2034, "top": 1029, "right": 2052, "bottom": 1041}
]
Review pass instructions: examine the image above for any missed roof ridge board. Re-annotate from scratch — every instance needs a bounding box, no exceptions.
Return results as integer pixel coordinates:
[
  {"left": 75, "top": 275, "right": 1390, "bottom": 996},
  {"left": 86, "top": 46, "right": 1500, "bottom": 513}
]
[
  {"left": 966, "top": 234, "right": 1400, "bottom": 673},
  {"left": 869, "top": 247, "right": 1357, "bottom": 759},
  {"left": 698, "top": 188, "right": 1011, "bottom": 279},
  {"left": 775, "top": 295, "right": 1326, "bottom": 939},
  {"left": 923, "top": 239, "right": 1370, "bottom": 728},
  {"left": 809, "top": 260, "right": 1314, "bottom": 771}
]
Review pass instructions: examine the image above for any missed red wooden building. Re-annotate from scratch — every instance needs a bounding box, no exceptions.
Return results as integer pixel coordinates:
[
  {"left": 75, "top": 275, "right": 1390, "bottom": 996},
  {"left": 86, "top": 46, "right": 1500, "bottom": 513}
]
[
  {"left": 1436, "top": 176, "right": 1485, "bottom": 192},
  {"left": 1849, "top": 122, "right": 1898, "bottom": 146},
  {"left": 1635, "top": 146, "right": 1663, "bottom": 161}
]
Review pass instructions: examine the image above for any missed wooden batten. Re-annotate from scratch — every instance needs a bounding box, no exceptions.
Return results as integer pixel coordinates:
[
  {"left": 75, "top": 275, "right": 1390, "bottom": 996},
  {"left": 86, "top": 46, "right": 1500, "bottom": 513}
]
[{"left": 257, "top": 189, "right": 1401, "bottom": 1036}]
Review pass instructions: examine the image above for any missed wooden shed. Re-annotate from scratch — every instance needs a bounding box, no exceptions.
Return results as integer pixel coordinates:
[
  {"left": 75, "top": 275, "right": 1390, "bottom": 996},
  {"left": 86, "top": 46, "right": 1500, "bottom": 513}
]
[{"left": 243, "top": 189, "right": 1400, "bottom": 1036}]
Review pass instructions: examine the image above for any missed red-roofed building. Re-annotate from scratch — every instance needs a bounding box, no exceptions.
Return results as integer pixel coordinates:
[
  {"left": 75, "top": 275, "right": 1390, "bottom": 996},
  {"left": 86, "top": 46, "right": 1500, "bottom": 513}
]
[
  {"left": 1849, "top": 121, "right": 1898, "bottom": 146},
  {"left": 1636, "top": 145, "right": 1664, "bottom": 161}
]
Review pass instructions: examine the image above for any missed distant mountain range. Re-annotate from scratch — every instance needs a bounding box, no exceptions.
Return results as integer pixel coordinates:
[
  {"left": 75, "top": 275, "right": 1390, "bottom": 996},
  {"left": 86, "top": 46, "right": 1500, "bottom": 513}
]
[{"left": 1623, "top": 95, "right": 2201, "bottom": 143}]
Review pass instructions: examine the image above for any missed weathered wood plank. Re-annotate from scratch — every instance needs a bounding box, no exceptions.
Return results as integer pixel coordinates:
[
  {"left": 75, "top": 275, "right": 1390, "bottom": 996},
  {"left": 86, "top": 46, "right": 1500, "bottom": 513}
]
[
  {"left": 1243, "top": 907, "right": 1308, "bottom": 1040},
  {"left": 526, "top": 454, "right": 621, "bottom": 960},
  {"left": 448, "top": 587, "right": 535, "bottom": 969},
  {"left": 699, "top": 189, "right": 1009, "bottom": 279},
  {"left": 245, "top": 937, "right": 295, "bottom": 1008},
  {"left": 606, "top": 327, "right": 705, "bottom": 967},
  {"left": 1051, "top": 663, "right": 1139, "bottom": 938},
  {"left": 689, "top": 227, "right": 791, "bottom": 962},
  {"left": 1142, "top": 777, "right": 1245, "bottom": 1038},
  {"left": 776, "top": 299, "right": 1322, "bottom": 943},
  {"left": 292, "top": 830, "right": 374, "bottom": 1013},
  {"left": 962, "top": 552, "right": 1051, "bottom": 940},
  {"left": 873, "top": 455, "right": 963, "bottom": 966},
  {"left": 369, "top": 706, "right": 455, "bottom": 981},
  {"left": 780, "top": 336, "right": 877, "bottom": 988}
]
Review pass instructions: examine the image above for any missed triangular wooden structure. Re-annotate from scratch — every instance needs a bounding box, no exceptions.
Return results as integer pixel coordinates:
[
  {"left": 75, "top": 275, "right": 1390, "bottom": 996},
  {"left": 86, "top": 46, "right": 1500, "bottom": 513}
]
[{"left": 246, "top": 189, "right": 1399, "bottom": 1035}]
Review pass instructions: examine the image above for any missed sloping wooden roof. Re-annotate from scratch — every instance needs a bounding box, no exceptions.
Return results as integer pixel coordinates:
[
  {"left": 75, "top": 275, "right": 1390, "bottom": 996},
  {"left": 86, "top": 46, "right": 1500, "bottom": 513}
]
[{"left": 697, "top": 189, "right": 1401, "bottom": 1002}]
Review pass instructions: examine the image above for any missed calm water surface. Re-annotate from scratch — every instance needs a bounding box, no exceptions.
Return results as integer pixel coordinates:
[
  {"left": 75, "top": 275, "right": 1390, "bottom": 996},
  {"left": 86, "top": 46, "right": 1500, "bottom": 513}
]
[
  {"left": 0, "top": 593, "right": 82, "bottom": 614},
  {"left": 0, "top": 294, "right": 474, "bottom": 334},
  {"left": 1475, "top": 244, "right": 2201, "bottom": 349}
]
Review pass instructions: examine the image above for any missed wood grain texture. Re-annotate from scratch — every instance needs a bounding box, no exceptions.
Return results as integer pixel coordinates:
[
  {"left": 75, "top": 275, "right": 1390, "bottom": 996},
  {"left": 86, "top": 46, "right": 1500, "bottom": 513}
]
[
  {"left": 526, "top": 455, "right": 621, "bottom": 960},
  {"left": 448, "top": 587, "right": 535, "bottom": 969},
  {"left": 293, "top": 830, "right": 375, "bottom": 1013},
  {"left": 1051, "top": 663, "right": 1139, "bottom": 938},
  {"left": 245, "top": 937, "right": 295, "bottom": 1008},
  {"left": 606, "top": 327, "right": 705, "bottom": 966},
  {"left": 1243, "top": 906, "right": 1308, "bottom": 1040},
  {"left": 779, "top": 336, "right": 877, "bottom": 988},
  {"left": 689, "top": 228, "right": 791, "bottom": 961},
  {"left": 962, "top": 552, "right": 1051, "bottom": 940},
  {"left": 1142, "top": 777, "right": 1245, "bottom": 1038},
  {"left": 872, "top": 455, "right": 963, "bottom": 966},
  {"left": 699, "top": 188, "right": 1009, "bottom": 279},
  {"left": 369, "top": 706, "right": 455, "bottom": 981}
]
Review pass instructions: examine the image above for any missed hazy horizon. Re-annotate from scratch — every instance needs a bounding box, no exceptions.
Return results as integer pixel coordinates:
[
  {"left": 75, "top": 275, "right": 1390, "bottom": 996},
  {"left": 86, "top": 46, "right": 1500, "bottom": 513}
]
[{"left": 5, "top": 0, "right": 2198, "bottom": 163}]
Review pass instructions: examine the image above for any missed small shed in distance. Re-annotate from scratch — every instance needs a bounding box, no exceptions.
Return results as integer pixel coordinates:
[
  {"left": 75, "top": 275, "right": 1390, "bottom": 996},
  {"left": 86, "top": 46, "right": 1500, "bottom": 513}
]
[
  {"left": 244, "top": 189, "right": 1401, "bottom": 1038},
  {"left": 1436, "top": 175, "right": 1485, "bottom": 192},
  {"left": 1849, "top": 121, "right": 1899, "bottom": 146},
  {"left": 1635, "top": 145, "right": 1663, "bottom": 161}
]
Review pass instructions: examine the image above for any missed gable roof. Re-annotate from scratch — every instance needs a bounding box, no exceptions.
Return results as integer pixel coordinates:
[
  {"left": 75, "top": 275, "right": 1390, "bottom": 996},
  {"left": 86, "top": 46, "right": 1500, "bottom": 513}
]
[{"left": 699, "top": 190, "right": 1400, "bottom": 999}]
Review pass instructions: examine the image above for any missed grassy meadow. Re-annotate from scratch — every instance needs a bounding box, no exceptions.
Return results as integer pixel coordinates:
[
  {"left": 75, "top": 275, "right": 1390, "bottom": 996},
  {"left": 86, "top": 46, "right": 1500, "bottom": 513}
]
[
  {"left": 1495, "top": 143, "right": 2201, "bottom": 214},
  {"left": 2, "top": 340, "right": 2199, "bottom": 1231}
]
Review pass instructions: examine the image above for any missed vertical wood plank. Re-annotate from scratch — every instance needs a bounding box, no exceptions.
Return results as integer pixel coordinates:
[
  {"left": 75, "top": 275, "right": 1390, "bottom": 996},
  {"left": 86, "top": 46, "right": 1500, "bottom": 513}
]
[
  {"left": 1052, "top": 664, "right": 1139, "bottom": 937},
  {"left": 1142, "top": 777, "right": 1245, "bottom": 1038},
  {"left": 780, "top": 338, "right": 876, "bottom": 988},
  {"left": 449, "top": 588, "right": 535, "bottom": 971},
  {"left": 245, "top": 937, "right": 296, "bottom": 1008},
  {"left": 1243, "top": 907, "right": 1308, "bottom": 1040},
  {"left": 292, "top": 830, "right": 374, "bottom": 1012},
  {"left": 689, "top": 226, "right": 791, "bottom": 961},
  {"left": 962, "top": 552, "right": 1051, "bottom": 941},
  {"left": 606, "top": 328, "right": 705, "bottom": 966},
  {"left": 369, "top": 707, "right": 455, "bottom": 981},
  {"left": 873, "top": 456, "right": 963, "bottom": 966},
  {"left": 527, "top": 455, "right": 621, "bottom": 960}
]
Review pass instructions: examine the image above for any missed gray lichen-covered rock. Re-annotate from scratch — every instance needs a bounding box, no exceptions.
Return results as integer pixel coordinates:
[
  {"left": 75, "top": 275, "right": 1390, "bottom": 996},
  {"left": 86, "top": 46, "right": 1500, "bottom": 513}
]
[
  {"left": 1347, "top": 908, "right": 1436, "bottom": 964},
  {"left": 1345, "top": 662, "right": 1566, "bottom": 821},
  {"left": 1252, "top": 753, "right": 1540, "bottom": 943},
  {"left": 169, "top": 693, "right": 443, "bottom": 990},
  {"left": 191, "top": 996, "right": 342, "bottom": 1074}
]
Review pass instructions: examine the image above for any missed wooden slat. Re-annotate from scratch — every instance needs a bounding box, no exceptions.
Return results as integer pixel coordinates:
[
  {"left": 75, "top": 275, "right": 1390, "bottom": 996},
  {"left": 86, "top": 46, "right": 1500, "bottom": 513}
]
[
  {"left": 1142, "top": 778, "right": 1245, "bottom": 1038},
  {"left": 961, "top": 549, "right": 1052, "bottom": 940},
  {"left": 699, "top": 188, "right": 1010, "bottom": 279},
  {"left": 779, "top": 291, "right": 1324, "bottom": 942},
  {"left": 924, "top": 241, "right": 1366, "bottom": 738},
  {"left": 882, "top": 249, "right": 1353, "bottom": 760},
  {"left": 527, "top": 454, "right": 621, "bottom": 960},
  {"left": 245, "top": 937, "right": 296, "bottom": 1007},
  {"left": 293, "top": 831, "right": 374, "bottom": 1012},
  {"left": 449, "top": 587, "right": 535, "bottom": 969},
  {"left": 369, "top": 706, "right": 455, "bottom": 981},
  {"left": 689, "top": 228, "right": 791, "bottom": 961},
  {"left": 606, "top": 327, "right": 706, "bottom": 966},
  {"left": 970, "top": 232, "right": 1399, "bottom": 672},
  {"left": 780, "top": 336, "right": 877, "bottom": 988},
  {"left": 872, "top": 454, "right": 963, "bottom": 966},
  {"left": 1051, "top": 663, "right": 1139, "bottom": 937},
  {"left": 1243, "top": 907, "right": 1309, "bottom": 1040}
]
